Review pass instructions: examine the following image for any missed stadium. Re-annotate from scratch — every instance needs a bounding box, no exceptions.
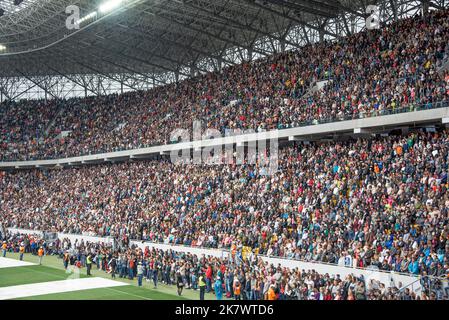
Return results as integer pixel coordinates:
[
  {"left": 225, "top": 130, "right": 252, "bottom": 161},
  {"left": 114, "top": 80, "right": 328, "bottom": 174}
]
[{"left": 0, "top": 0, "right": 448, "bottom": 304}]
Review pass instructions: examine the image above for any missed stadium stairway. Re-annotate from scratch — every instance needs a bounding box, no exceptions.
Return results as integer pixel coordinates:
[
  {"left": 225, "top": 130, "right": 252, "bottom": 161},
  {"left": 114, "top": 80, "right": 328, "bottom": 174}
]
[
  {"left": 302, "top": 79, "right": 330, "bottom": 99},
  {"left": 437, "top": 50, "right": 449, "bottom": 75},
  {"left": 44, "top": 103, "right": 69, "bottom": 138}
]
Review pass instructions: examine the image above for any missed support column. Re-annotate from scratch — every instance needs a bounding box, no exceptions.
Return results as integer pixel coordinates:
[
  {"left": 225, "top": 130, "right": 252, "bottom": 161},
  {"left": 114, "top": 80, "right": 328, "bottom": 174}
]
[
  {"left": 247, "top": 49, "right": 253, "bottom": 62},
  {"left": 216, "top": 57, "right": 223, "bottom": 72},
  {"left": 190, "top": 63, "right": 196, "bottom": 77},
  {"left": 390, "top": 0, "right": 398, "bottom": 21},
  {"left": 422, "top": 0, "right": 430, "bottom": 16},
  {"left": 319, "top": 28, "right": 325, "bottom": 43},
  {"left": 280, "top": 38, "right": 286, "bottom": 52}
]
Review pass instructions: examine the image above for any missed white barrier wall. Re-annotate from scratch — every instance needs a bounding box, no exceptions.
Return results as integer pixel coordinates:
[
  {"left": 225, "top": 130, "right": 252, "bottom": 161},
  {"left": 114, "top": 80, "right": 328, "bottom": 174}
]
[
  {"left": 130, "top": 240, "right": 226, "bottom": 259},
  {"left": 1, "top": 107, "right": 448, "bottom": 169},
  {"left": 6, "top": 228, "right": 113, "bottom": 245},
  {"left": 7, "top": 227, "right": 421, "bottom": 291}
]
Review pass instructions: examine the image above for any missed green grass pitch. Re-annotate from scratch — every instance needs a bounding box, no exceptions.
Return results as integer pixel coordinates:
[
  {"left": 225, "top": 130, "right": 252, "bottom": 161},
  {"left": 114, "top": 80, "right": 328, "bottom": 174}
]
[{"left": 1, "top": 252, "right": 215, "bottom": 300}]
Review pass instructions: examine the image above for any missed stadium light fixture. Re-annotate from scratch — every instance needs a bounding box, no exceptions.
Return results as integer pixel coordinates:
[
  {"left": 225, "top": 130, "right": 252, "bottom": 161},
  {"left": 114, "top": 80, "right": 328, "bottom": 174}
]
[
  {"left": 0, "top": 44, "right": 6, "bottom": 51},
  {"left": 99, "top": 0, "right": 124, "bottom": 14},
  {"left": 77, "top": 11, "right": 98, "bottom": 25}
]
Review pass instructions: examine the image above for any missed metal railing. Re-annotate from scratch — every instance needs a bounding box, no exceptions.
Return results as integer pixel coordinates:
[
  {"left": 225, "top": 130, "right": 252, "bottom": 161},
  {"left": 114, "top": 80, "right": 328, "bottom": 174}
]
[{"left": 1, "top": 99, "right": 448, "bottom": 162}]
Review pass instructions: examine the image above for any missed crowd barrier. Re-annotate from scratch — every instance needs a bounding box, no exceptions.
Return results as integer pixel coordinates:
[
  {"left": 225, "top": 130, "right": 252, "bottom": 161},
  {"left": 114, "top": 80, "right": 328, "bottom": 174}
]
[
  {"left": 1, "top": 105, "right": 449, "bottom": 169},
  {"left": 7, "top": 227, "right": 427, "bottom": 292}
]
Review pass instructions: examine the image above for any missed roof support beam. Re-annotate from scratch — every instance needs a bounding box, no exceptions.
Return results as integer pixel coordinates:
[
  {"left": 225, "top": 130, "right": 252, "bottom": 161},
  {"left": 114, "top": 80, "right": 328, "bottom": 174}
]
[
  {"left": 140, "top": 9, "right": 269, "bottom": 57},
  {"left": 44, "top": 64, "right": 101, "bottom": 96},
  {"left": 244, "top": 0, "right": 340, "bottom": 38},
  {"left": 115, "top": 23, "right": 236, "bottom": 67},
  {"left": 183, "top": 1, "right": 299, "bottom": 48},
  {"left": 14, "top": 70, "right": 58, "bottom": 100}
]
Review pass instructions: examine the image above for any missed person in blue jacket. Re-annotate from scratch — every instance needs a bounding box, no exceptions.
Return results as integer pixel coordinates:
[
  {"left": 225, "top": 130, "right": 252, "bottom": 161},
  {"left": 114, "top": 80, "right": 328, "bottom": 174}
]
[
  {"left": 408, "top": 257, "right": 420, "bottom": 275},
  {"left": 214, "top": 277, "right": 223, "bottom": 300}
]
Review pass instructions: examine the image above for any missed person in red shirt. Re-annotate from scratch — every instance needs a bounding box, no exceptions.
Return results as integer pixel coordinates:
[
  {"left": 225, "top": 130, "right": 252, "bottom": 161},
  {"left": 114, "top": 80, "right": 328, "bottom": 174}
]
[{"left": 205, "top": 264, "right": 213, "bottom": 293}]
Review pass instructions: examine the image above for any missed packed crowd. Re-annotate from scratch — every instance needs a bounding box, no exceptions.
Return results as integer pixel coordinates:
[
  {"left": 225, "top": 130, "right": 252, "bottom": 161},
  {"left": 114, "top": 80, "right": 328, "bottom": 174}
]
[
  {"left": 3, "top": 231, "right": 445, "bottom": 300},
  {"left": 2, "top": 128, "right": 449, "bottom": 279},
  {"left": 1, "top": 9, "right": 448, "bottom": 161}
]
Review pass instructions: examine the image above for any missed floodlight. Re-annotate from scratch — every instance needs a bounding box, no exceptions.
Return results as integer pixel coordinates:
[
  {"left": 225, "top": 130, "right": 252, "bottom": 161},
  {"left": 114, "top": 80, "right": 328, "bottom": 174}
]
[
  {"left": 77, "top": 11, "right": 98, "bottom": 24},
  {"left": 99, "top": 0, "right": 124, "bottom": 14}
]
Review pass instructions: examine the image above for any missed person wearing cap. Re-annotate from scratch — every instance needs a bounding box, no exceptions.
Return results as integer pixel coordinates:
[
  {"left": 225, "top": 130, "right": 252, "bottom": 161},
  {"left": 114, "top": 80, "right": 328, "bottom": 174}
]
[
  {"left": 37, "top": 246, "right": 44, "bottom": 265},
  {"left": 2, "top": 241, "right": 6, "bottom": 257},
  {"left": 19, "top": 243, "right": 25, "bottom": 261}
]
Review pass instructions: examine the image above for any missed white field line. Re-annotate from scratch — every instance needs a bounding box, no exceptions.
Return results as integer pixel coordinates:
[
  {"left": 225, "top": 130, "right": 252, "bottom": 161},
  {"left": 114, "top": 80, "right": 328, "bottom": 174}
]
[
  {"left": 0, "top": 257, "right": 35, "bottom": 269},
  {"left": 105, "top": 287, "right": 153, "bottom": 300},
  {"left": 0, "top": 277, "right": 128, "bottom": 300}
]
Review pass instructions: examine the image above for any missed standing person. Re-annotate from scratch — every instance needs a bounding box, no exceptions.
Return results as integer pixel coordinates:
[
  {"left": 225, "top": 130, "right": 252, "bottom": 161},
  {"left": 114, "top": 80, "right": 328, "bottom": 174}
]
[
  {"left": 2, "top": 241, "right": 7, "bottom": 257},
  {"left": 86, "top": 254, "right": 93, "bottom": 276},
  {"left": 19, "top": 243, "right": 25, "bottom": 261},
  {"left": 205, "top": 264, "right": 213, "bottom": 293},
  {"left": 152, "top": 261, "right": 159, "bottom": 289},
  {"left": 146, "top": 258, "right": 153, "bottom": 282},
  {"left": 176, "top": 271, "right": 184, "bottom": 296},
  {"left": 109, "top": 255, "right": 117, "bottom": 279},
  {"left": 189, "top": 266, "right": 196, "bottom": 290},
  {"left": 37, "top": 247, "right": 44, "bottom": 265},
  {"left": 267, "top": 284, "right": 277, "bottom": 300},
  {"left": 63, "top": 251, "right": 70, "bottom": 270},
  {"left": 128, "top": 256, "right": 135, "bottom": 280},
  {"left": 137, "top": 262, "right": 144, "bottom": 287},
  {"left": 233, "top": 279, "right": 241, "bottom": 300},
  {"left": 119, "top": 255, "right": 125, "bottom": 278},
  {"left": 214, "top": 276, "right": 223, "bottom": 300},
  {"left": 198, "top": 273, "right": 206, "bottom": 300}
]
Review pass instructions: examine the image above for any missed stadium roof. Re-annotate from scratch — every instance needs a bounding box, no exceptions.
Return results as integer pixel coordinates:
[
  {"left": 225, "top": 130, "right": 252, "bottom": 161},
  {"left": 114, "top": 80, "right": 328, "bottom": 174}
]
[
  {"left": 0, "top": 0, "right": 445, "bottom": 99},
  {"left": 0, "top": 0, "right": 385, "bottom": 78}
]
